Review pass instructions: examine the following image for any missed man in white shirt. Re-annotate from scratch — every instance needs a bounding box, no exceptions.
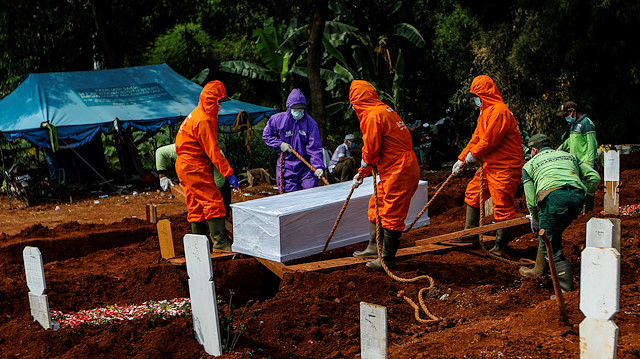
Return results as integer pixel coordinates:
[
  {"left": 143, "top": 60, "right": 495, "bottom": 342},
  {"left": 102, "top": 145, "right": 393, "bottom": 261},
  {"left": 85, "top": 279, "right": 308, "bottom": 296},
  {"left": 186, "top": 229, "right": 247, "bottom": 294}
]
[{"left": 328, "top": 134, "right": 357, "bottom": 182}]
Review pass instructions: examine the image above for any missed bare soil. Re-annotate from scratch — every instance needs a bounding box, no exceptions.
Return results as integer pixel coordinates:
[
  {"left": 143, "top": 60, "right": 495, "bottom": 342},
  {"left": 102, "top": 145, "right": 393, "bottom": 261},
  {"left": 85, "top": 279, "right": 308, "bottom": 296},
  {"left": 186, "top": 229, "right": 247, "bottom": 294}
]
[{"left": 1, "top": 153, "right": 639, "bottom": 358}]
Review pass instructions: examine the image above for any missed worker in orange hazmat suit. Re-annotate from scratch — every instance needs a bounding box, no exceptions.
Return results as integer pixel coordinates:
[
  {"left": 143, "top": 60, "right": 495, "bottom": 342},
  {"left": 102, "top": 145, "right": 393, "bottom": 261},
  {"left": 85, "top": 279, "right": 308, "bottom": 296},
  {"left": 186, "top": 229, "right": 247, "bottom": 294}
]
[
  {"left": 175, "top": 80, "right": 239, "bottom": 252},
  {"left": 349, "top": 80, "right": 420, "bottom": 270},
  {"left": 451, "top": 75, "right": 524, "bottom": 257}
]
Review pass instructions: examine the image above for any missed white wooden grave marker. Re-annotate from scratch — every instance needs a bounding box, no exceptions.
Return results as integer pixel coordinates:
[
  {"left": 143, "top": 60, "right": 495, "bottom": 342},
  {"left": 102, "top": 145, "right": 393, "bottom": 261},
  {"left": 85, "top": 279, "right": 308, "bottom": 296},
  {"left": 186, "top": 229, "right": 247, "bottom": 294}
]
[
  {"left": 580, "top": 218, "right": 620, "bottom": 359},
  {"left": 603, "top": 150, "right": 620, "bottom": 215},
  {"left": 184, "top": 234, "right": 222, "bottom": 356},
  {"left": 360, "top": 302, "right": 387, "bottom": 359},
  {"left": 586, "top": 218, "right": 621, "bottom": 252},
  {"left": 23, "top": 246, "right": 59, "bottom": 330}
]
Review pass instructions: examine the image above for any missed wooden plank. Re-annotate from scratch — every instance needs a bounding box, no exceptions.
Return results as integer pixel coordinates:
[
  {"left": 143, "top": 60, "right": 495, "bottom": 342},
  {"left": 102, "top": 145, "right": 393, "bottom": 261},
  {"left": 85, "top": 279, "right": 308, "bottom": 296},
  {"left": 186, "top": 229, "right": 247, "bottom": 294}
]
[
  {"left": 255, "top": 258, "right": 287, "bottom": 279},
  {"left": 170, "top": 184, "right": 187, "bottom": 203},
  {"left": 413, "top": 217, "right": 529, "bottom": 247},
  {"left": 168, "top": 250, "right": 235, "bottom": 266},
  {"left": 157, "top": 219, "right": 175, "bottom": 259},
  {"left": 603, "top": 181, "right": 619, "bottom": 215}
]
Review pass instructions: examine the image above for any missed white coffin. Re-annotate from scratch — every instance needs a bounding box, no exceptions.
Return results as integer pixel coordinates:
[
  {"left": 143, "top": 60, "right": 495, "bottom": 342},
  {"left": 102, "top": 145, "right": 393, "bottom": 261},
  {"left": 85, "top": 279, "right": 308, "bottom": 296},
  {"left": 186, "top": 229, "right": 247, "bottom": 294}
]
[{"left": 231, "top": 177, "right": 430, "bottom": 262}]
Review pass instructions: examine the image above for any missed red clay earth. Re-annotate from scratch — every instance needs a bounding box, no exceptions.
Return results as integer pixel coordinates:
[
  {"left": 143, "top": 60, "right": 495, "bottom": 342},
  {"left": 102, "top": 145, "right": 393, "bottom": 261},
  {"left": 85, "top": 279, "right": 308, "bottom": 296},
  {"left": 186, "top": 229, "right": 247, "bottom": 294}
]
[{"left": 1, "top": 152, "right": 639, "bottom": 358}]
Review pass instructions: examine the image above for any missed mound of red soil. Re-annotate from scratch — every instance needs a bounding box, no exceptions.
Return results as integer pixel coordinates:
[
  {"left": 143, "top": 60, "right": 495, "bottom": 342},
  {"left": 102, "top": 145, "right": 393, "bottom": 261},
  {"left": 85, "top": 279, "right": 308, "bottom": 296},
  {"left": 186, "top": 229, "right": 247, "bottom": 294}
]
[{"left": 1, "top": 152, "right": 640, "bottom": 358}]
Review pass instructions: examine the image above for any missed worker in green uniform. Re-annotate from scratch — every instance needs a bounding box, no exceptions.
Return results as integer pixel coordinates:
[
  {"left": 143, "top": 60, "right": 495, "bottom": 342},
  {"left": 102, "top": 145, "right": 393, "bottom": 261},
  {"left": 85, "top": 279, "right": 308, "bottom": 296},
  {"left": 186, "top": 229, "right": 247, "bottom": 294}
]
[
  {"left": 155, "top": 143, "right": 232, "bottom": 218},
  {"left": 519, "top": 134, "right": 601, "bottom": 294}
]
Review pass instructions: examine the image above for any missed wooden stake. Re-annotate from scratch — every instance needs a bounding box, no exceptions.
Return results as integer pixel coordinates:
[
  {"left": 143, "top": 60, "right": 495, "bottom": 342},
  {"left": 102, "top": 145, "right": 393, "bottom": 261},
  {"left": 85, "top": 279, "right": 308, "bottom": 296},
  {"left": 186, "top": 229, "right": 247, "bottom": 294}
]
[
  {"left": 157, "top": 219, "right": 175, "bottom": 260},
  {"left": 540, "top": 229, "right": 570, "bottom": 325}
]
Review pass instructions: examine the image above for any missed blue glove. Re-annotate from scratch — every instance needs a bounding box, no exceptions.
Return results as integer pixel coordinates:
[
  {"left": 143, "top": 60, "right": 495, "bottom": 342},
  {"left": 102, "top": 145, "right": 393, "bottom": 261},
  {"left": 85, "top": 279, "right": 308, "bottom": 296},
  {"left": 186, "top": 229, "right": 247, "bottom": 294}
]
[{"left": 228, "top": 174, "right": 239, "bottom": 189}]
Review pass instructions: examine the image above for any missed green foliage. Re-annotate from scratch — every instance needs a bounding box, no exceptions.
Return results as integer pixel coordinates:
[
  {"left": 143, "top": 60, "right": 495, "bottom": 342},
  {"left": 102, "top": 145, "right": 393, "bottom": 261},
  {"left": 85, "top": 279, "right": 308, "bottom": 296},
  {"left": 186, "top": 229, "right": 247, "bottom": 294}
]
[
  {"left": 218, "top": 292, "right": 254, "bottom": 354},
  {"left": 220, "top": 122, "right": 279, "bottom": 174}
]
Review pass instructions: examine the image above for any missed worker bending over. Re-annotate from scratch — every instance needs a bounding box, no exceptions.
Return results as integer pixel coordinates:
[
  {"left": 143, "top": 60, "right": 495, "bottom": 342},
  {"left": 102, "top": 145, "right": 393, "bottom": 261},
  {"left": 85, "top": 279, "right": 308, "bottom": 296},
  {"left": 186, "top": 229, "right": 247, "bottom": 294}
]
[
  {"left": 452, "top": 75, "right": 524, "bottom": 257},
  {"left": 350, "top": 80, "right": 420, "bottom": 270},
  {"left": 519, "top": 134, "right": 600, "bottom": 294},
  {"left": 175, "top": 81, "right": 239, "bottom": 251}
]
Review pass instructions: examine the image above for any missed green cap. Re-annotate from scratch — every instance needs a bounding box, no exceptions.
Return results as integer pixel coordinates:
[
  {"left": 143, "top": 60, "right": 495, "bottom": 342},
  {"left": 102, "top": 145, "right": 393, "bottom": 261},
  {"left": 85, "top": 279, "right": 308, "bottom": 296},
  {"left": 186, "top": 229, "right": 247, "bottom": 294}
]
[{"left": 528, "top": 134, "right": 552, "bottom": 148}]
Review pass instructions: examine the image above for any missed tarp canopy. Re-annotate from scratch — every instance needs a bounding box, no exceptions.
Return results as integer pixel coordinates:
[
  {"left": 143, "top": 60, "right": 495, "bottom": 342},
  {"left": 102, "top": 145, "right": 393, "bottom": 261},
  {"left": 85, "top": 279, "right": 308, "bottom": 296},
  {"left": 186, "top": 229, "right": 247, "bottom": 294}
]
[{"left": 0, "top": 64, "right": 277, "bottom": 149}]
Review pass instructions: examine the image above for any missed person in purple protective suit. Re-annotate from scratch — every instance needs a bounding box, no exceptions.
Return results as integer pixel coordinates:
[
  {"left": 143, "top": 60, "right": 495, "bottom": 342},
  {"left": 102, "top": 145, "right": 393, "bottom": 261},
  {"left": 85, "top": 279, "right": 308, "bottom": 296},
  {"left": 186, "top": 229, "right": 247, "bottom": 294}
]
[{"left": 263, "top": 89, "right": 326, "bottom": 193}]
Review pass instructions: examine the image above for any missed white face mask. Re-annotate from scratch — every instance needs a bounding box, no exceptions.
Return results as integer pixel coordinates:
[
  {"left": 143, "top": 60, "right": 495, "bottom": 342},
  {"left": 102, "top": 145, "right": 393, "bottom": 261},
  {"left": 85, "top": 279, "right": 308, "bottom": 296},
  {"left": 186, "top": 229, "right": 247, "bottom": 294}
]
[
  {"left": 474, "top": 97, "right": 482, "bottom": 108},
  {"left": 291, "top": 109, "right": 305, "bottom": 121},
  {"left": 565, "top": 115, "right": 576, "bottom": 123}
]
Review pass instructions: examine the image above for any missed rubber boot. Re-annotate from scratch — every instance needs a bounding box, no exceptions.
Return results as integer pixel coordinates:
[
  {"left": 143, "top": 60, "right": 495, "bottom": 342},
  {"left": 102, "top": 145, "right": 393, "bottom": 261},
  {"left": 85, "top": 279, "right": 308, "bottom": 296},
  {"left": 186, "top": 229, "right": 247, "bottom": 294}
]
[
  {"left": 190, "top": 221, "right": 208, "bottom": 235},
  {"left": 208, "top": 217, "right": 232, "bottom": 251},
  {"left": 452, "top": 205, "right": 480, "bottom": 243},
  {"left": 519, "top": 243, "right": 548, "bottom": 278},
  {"left": 489, "top": 227, "right": 511, "bottom": 257},
  {"left": 366, "top": 229, "right": 402, "bottom": 271},
  {"left": 555, "top": 259, "right": 574, "bottom": 292},
  {"left": 353, "top": 221, "right": 381, "bottom": 258}
]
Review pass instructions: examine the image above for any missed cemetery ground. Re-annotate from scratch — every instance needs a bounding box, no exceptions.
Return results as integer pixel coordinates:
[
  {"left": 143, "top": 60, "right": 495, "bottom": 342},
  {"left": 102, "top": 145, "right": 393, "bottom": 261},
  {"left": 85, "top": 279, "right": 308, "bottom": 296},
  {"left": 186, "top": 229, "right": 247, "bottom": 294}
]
[{"left": 1, "top": 152, "right": 640, "bottom": 358}]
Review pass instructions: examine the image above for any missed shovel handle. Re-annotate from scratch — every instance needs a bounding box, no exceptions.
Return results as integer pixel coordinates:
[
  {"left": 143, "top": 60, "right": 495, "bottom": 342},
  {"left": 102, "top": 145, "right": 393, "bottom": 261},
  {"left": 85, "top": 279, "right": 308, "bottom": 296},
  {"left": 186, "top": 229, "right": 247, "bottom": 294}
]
[{"left": 540, "top": 229, "right": 570, "bottom": 325}]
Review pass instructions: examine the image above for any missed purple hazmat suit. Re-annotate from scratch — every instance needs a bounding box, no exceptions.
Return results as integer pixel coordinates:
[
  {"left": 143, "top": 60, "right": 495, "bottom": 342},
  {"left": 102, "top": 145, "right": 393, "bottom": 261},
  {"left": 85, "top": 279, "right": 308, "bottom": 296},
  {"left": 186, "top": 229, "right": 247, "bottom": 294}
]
[{"left": 263, "top": 89, "right": 325, "bottom": 193}]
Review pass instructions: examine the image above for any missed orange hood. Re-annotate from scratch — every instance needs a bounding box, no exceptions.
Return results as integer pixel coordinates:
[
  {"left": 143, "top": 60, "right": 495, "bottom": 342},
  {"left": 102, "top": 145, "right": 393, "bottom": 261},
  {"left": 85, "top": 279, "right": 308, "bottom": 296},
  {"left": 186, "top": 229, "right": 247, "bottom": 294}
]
[
  {"left": 199, "top": 80, "right": 228, "bottom": 116},
  {"left": 469, "top": 75, "right": 503, "bottom": 108},
  {"left": 349, "top": 80, "right": 384, "bottom": 121}
]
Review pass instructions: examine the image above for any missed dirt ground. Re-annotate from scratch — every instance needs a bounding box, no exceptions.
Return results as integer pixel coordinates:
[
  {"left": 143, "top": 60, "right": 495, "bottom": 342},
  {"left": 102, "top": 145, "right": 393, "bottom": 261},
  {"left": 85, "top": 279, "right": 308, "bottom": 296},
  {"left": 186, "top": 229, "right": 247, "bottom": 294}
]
[{"left": 1, "top": 152, "right": 639, "bottom": 358}]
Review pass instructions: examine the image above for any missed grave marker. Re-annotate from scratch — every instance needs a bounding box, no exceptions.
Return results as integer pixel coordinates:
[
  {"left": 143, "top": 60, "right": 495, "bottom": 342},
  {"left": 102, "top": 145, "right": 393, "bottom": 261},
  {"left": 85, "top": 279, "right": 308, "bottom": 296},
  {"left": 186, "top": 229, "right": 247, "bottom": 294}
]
[
  {"left": 360, "top": 302, "right": 387, "bottom": 359},
  {"left": 156, "top": 219, "right": 175, "bottom": 259},
  {"left": 146, "top": 203, "right": 158, "bottom": 223},
  {"left": 580, "top": 218, "right": 621, "bottom": 358},
  {"left": 603, "top": 150, "right": 620, "bottom": 215},
  {"left": 184, "top": 234, "right": 222, "bottom": 356},
  {"left": 23, "top": 247, "right": 59, "bottom": 330}
]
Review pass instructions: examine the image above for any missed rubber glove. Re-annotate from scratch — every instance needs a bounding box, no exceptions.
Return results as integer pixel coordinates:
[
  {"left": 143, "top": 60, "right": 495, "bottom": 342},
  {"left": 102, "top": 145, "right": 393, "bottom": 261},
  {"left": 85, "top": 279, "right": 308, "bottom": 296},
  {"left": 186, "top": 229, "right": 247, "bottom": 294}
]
[
  {"left": 360, "top": 159, "right": 369, "bottom": 168},
  {"left": 352, "top": 173, "right": 364, "bottom": 189},
  {"left": 465, "top": 152, "right": 477, "bottom": 164},
  {"left": 526, "top": 214, "right": 539, "bottom": 233},
  {"left": 452, "top": 160, "right": 464, "bottom": 175},
  {"left": 159, "top": 176, "right": 173, "bottom": 191},
  {"left": 227, "top": 174, "right": 239, "bottom": 190},
  {"left": 314, "top": 168, "right": 324, "bottom": 179},
  {"left": 279, "top": 142, "right": 292, "bottom": 153}
]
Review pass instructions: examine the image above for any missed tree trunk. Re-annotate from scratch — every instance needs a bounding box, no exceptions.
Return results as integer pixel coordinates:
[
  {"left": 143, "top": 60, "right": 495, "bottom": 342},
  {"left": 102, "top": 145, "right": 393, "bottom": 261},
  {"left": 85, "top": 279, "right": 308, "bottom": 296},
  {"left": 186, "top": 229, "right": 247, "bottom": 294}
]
[
  {"left": 89, "top": 0, "right": 124, "bottom": 69},
  {"left": 307, "top": 3, "right": 327, "bottom": 142}
]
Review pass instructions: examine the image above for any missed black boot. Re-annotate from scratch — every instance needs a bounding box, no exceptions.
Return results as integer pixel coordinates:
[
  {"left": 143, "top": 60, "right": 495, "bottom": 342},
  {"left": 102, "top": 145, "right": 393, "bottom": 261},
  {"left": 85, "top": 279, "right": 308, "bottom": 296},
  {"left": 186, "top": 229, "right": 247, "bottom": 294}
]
[
  {"left": 190, "top": 221, "right": 207, "bottom": 235},
  {"left": 366, "top": 229, "right": 402, "bottom": 271},
  {"left": 353, "top": 221, "right": 381, "bottom": 258},
  {"left": 489, "top": 227, "right": 511, "bottom": 257},
  {"left": 452, "top": 205, "right": 480, "bottom": 243},
  {"left": 519, "top": 243, "right": 548, "bottom": 278},
  {"left": 555, "top": 259, "right": 574, "bottom": 292},
  {"left": 208, "top": 217, "right": 232, "bottom": 251}
]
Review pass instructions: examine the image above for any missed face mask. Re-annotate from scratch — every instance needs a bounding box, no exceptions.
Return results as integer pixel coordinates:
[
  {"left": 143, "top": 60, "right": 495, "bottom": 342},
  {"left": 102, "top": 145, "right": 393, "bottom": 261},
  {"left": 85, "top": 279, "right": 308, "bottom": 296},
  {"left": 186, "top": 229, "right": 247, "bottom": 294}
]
[
  {"left": 474, "top": 97, "right": 482, "bottom": 108},
  {"left": 349, "top": 141, "right": 355, "bottom": 149},
  {"left": 291, "top": 109, "right": 304, "bottom": 121},
  {"left": 565, "top": 115, "right": 576, "bottom": 123}
]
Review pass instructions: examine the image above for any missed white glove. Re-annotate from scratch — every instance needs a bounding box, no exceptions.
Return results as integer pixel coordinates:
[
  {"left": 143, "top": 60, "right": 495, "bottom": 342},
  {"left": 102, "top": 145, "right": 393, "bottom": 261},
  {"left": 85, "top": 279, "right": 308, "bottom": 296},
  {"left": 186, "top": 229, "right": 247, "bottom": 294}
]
[
  {"left": 352, "top": 173, "right": 364, "bottom": 189},
  {"left": 360, "top": 159, "right": 368, "bottom": 168},
  {"left": 160, "top": 176, "right": 173, "bottom": 191},
  {"left": 314, "top": 168, "right": 324, "bottom": 179},
  {"left": 465, "top": 152, "right": 477, "bottom": 164},
  {"left": 452, "top": 160, "right": 464, "bottom": 175},
  {"left": 526, "top": 214, "right": 539, "bottom": 233},
  {"left": 280, "top": 142, "right": 292, "bottom": 153}
]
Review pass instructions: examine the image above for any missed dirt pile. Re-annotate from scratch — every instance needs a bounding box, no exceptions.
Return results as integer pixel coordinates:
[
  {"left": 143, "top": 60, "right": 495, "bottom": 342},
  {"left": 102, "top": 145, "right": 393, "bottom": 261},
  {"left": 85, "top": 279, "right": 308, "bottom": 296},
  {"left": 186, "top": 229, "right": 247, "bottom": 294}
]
[{"left": 1, "top": 152, "right": 639, "bottom": 358}]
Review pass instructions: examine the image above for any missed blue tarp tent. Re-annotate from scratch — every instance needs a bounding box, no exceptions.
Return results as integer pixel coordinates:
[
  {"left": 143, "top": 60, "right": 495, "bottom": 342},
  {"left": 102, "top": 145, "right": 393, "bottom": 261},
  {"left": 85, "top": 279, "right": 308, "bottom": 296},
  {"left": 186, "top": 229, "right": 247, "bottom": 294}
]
[{"left": 0, "top": 64, "right": 277, "bottom": 149}]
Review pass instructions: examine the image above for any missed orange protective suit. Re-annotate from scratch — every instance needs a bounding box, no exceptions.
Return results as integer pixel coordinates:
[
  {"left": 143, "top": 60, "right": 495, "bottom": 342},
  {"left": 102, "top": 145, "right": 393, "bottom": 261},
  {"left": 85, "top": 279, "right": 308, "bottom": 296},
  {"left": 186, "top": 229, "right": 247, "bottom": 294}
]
[
  {"left": 175, "top": 81, "right": 233, "bottom": 222},
  {"left": 460, "top": 75, "right": 524, "bottom": 221},
  {"left": 350, "top": 80, "right": 420, "bottom": 231}
]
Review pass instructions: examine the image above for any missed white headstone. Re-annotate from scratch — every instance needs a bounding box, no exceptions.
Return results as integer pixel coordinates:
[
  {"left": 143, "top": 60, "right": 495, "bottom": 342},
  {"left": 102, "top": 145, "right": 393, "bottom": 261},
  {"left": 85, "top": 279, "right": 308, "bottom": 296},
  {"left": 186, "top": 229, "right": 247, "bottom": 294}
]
[
  {"left": 360, "top": 302, "right": 387, "bottom": 359},
  {"left": 580, "top": 247, "right": 620, "bottom": 320},
  {"left": 184, "top": 234, "right": 222, "bottom": 356},
  {"left": 580, "top": 318, "right": 618, "bottom": 359},
  {"left": 23, "top": 247, "right": 58, "bottom": 330},
  {"left": 603, "top": 150, "right": 620, "bottom": 182},
  {"left": 586, "top": 218, "right": 614, "bottom": 248}
]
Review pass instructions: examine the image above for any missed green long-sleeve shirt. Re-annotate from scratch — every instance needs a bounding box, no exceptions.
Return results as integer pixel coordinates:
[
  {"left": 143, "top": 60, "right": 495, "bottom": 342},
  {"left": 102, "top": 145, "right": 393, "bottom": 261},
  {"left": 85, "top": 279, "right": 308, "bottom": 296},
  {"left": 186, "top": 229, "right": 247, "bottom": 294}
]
[
  {"left": 522, "top": 148, "right": 601, "bottom": 220},
  {"left": 557, "top": 114, "right": 597, "bottom": 167},
  {"left": 155, "top": 144, "right": 226, "bottom": 188}
]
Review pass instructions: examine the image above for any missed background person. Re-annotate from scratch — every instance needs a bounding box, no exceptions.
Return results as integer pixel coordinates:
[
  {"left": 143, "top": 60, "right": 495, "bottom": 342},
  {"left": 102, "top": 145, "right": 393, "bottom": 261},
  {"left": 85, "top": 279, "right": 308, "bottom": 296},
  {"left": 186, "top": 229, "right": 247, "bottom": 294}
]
[
  {"left": 262, "top": 89, "right": 325, "bottom": 193},
  {"left": 451, "top": 75, "right": 524, "bottom": 257},
  {"left": 519, "top": 134, "right": 601, "bottom": 294},
  {"left": 328, "top": 133, "right": 357, "bottom": 183},
  {"left": 175, "top": 80, "right": 239, "bottom": 252},
  {"left": 350, "top": 80, "right": 420, "bottom": 270}
]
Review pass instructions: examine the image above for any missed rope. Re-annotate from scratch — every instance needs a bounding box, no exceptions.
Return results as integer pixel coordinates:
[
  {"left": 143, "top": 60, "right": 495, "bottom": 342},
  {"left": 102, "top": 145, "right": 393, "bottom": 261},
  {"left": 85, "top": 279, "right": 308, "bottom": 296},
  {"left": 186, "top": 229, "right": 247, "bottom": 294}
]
[
  {"left": 371, "top": 166, "right": 441, "bottom": 323},
  {"left": 279, "top": 153, "right": 283, "bottom": 194},
  {"left": 289, "top": 148, "right": 330, "bottom": 186},
  {"left": 404, "top": 173, "right": 455, "bottom": 232},
  {"left": 232, "top": 111, "right": 253, "bottom": 156},
  {"left": 476, "top": 164, "right": 534, "bottom": 266},
  {"left": 322, "top": 185, "right": 355, "bottom": 253},
  {"left": 397, "top": 289, "right": 440, "bottom": 323}
]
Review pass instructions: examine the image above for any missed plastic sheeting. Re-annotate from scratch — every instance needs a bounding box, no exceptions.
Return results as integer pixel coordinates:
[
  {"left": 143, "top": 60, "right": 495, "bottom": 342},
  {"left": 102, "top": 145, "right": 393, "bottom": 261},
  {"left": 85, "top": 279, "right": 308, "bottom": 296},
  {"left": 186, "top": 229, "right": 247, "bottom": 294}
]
[{"left": 231, "top": 177, "right": 430, "bottom": 262}]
